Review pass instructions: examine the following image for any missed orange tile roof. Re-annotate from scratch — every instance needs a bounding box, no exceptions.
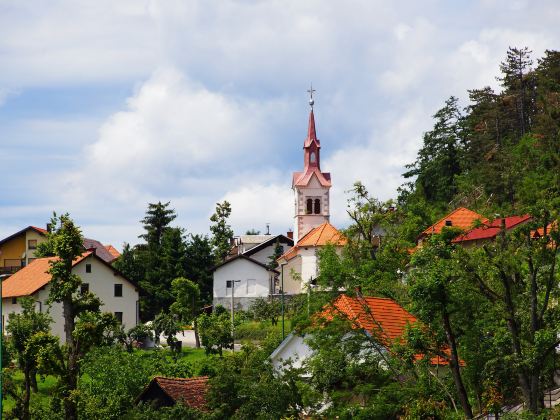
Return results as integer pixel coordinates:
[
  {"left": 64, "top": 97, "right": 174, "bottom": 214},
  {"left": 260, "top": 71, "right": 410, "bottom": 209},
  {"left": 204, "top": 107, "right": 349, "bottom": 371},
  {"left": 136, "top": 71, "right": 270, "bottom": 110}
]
[
  {"left": 104, "top": 245, "right": 121, "bottom": 260},
  {"left": 324, "top": 294, "right": 453, "bottom": 366},
  {"left": 138, "top": 376, "right": 209, "bottom": 409},
  {"left": 421, "top": 207, "right": 487, "bottom": 237},
  {"left": 279, "top": 222, "right": 346, "bottom": 262},
  {"left": 2, "top": 252, "right": 91, "bottom": 298}
]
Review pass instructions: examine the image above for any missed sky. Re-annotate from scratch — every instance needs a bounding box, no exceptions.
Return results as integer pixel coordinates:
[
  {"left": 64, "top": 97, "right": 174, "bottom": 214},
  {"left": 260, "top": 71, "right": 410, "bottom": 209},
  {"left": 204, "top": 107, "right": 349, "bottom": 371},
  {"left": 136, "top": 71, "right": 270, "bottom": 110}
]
[{"left": 1, "top": 0, "right": 559, "bottom": 250}]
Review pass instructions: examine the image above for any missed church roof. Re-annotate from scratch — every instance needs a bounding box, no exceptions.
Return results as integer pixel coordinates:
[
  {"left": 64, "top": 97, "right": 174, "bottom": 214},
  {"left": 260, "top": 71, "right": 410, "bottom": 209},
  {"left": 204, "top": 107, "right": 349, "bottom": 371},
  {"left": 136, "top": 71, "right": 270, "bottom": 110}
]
[
  {"left": 292, "top": 109, "right": 331, "bottom": 188},
  {"left": 279, "top": 222, "right": 346, "bottom": 262},
  {"left": 292, "top": 169, "right": 331, "bottom": 188}
]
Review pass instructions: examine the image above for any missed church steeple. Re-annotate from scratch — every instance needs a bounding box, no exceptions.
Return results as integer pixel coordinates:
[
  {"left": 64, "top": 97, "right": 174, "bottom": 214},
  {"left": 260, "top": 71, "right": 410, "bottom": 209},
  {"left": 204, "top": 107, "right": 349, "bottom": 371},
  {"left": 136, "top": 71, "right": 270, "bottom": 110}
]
[
  {"left": 292, "top": 86, "right": 332, "bottom": 242},
  {"left": 303, "top": 109, "right": 321, "bottom": 170}
]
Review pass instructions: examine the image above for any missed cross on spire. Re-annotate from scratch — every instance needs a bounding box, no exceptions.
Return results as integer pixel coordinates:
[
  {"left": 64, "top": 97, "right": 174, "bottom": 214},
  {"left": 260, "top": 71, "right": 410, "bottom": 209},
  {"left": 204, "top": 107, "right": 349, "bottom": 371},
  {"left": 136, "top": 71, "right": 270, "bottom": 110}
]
[{"left": 307, "top": 83, "right": 316, "bottom": 108}]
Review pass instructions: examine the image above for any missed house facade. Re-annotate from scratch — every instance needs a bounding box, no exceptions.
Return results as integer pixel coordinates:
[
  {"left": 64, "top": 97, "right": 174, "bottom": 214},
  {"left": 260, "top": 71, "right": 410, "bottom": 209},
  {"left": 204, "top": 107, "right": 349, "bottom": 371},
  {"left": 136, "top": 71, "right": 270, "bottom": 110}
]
[
  {"left": 0, "top": 226, "right": 48, "bottom": 273},
  {"left": 1, "top": 251, "right": 139, "bottom": 339},
  {"left": 213, "top": 255, "right": 279, "bottom": 310}
]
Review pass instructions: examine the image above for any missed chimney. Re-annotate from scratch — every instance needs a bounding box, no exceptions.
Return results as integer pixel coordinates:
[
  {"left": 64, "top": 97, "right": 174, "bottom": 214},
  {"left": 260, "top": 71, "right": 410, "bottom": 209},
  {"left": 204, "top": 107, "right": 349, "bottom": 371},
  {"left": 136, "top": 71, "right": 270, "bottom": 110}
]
[{"left": 287, "top": 230, "right": 293, "bottom": 240}]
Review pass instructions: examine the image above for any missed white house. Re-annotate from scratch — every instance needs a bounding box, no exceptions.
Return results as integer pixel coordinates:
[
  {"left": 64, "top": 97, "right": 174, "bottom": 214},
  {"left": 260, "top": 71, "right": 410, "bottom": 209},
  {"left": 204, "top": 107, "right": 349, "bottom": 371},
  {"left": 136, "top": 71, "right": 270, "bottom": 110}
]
[
  {"left": 277, "top": 222, "right": 346, "bottom": 294},
  {"left": 1, "top": 250, "right": 139, "bottom": 339},
  {"left": 270, "top": 294, "right": 450, "bottom": 372},
  {"left": 212, "top": 254, "right": 279, "bottom": 310}
]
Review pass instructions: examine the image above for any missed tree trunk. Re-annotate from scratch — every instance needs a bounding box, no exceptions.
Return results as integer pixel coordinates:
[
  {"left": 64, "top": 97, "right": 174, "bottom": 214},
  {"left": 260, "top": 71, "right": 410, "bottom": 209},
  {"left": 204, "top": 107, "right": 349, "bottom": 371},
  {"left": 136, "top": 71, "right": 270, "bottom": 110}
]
[
  {"left": 194, "top": 318, "right": 201, "bottom": 349},
  {"left": 31, "top": 368, "right": 38, "bottom": 393},
  {"left": 23, "top": 366, "right": 31, "bottom": 420},
  {"left": 442, "top": 308, "right": 473, "bottom": 419},
  {"left": 63, "top": 297, "right": 79, "bottom": 420}
]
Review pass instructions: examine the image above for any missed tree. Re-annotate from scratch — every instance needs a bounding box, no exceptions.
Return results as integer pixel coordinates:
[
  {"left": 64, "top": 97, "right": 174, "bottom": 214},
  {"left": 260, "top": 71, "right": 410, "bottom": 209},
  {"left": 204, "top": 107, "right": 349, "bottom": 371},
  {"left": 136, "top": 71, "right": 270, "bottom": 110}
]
[
  {"left": 403, "top": 96, "right": 464, "bottom": 204},
  {"left": 113, "top": 243, "right": 144, "bottom": 285},
  {"left": 460, "top": 206, "right": 560, "bottom": 414},
  {"left": 118, "top": 323, "right": 153, "bottom": 353},
  {"left": 197, "top": 307, "right": 234, "bottom": 356},
  {"left": 36, "top": 213, "right": 119, "bottom": 420},
  {"left": 249, "top": 297, "right": 281, "bottom": 326},
  {"left": 139, "top": 201, "right": 177, "bottom": 247},
  {"left": 170, "top": 277, "right": 202, "bottom": 348},
  {"left": 5, "top": 297, "right": 52, "bottom": 420},
  {"left": 267, "top": 239, "right": 284, "bottom": 270},
  {"left": 185, "top": 234, "right": 214, "bottom": 304},
  {"left": 210, "top": 201, "right": 234, "bottom": 262},
  {"left": 153, "top": 312, "right": 181, "bottom": 356},
  {"left": 408, "top": 229, "right": 475, "bottom": 418},
  {"left": 136, "top": 202, "right": 182, "bottom": 320}
]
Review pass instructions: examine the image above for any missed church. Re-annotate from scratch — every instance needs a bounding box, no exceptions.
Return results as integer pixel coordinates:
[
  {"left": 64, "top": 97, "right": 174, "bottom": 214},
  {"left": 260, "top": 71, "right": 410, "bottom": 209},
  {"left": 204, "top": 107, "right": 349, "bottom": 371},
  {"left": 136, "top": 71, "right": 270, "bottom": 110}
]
[{"left": 212, "top": 96, "right": 345, "bottom": 309}]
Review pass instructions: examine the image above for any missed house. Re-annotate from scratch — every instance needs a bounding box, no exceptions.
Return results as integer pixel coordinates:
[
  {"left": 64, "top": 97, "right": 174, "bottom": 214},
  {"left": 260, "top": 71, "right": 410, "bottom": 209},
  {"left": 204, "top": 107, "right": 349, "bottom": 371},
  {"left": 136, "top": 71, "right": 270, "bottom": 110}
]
[
  {"left": 270, "top": 293, "right": 450, "bottom": 372},
  {"left": 135, "top": 376, "right": 209, "bottom": 410},
  {"left": 228, "top": 234, "right": 294, "bottom": 264},
  {"left": 0, "top": 226, "right": 48, "bottom": 273},
  {"left": 212, "top": 233, "right": 293, "bottom": 310},
  {"left": 452, "top": 215, "right": 532, "bottom": 247},
  {"left": 0, "top": 225, "right": 121, "bottom": 274},
  {"left": 277, "top": 222, "right": 346, "bottom": 294},
  {"left": 417, "top": 207, "right": 487, "bottom": 247},
  {"left": 1, "top": 250, "right": 139, "bottom": 339},
  {"left": 213, "top": 254, "right": 279, "bottom": 310}
]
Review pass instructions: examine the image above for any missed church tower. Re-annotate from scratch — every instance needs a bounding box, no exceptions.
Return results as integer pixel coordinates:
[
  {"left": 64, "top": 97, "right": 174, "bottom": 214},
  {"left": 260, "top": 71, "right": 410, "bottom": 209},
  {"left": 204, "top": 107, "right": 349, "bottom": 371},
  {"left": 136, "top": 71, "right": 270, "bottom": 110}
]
[{"left": 292, "top": 90, "right": 331, "bottom": 241}]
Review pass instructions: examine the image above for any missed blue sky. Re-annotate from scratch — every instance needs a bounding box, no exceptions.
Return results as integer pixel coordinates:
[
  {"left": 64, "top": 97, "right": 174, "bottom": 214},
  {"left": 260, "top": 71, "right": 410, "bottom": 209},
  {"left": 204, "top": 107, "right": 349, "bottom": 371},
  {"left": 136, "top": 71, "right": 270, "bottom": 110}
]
[{"left": 1, "top": 0, "right": 559, "bottom": 249}]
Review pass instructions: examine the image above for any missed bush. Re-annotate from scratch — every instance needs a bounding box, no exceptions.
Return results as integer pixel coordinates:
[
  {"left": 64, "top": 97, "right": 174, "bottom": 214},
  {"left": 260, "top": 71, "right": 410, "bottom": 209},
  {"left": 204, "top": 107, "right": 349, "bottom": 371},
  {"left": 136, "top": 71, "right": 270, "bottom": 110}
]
[{"left": 77, "top": 346, "right": 195, "bottom": 419}]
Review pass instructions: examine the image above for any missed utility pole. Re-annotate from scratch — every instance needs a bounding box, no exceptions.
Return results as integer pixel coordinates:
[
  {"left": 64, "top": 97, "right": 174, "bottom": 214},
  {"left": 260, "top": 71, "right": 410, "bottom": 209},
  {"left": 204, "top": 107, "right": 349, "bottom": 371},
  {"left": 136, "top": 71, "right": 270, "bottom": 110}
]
[{"left": 230, "top": 280, "right": 241, "bottom": 352}]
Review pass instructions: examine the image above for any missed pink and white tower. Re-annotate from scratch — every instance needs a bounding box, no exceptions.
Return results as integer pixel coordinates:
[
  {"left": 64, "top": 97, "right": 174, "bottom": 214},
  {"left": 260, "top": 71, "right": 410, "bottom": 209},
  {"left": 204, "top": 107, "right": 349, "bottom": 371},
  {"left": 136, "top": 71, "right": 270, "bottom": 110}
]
[{"left": 292, "top": 88, "right": 332, "bottom": 241}]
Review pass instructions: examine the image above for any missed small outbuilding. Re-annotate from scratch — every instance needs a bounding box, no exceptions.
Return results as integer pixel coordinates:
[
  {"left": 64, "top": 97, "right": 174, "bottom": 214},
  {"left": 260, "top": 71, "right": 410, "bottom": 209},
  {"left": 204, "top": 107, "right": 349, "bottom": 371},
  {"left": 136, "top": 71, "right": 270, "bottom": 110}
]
[{"left": 135, "top": 376, "right": 209, "bottom": 410}]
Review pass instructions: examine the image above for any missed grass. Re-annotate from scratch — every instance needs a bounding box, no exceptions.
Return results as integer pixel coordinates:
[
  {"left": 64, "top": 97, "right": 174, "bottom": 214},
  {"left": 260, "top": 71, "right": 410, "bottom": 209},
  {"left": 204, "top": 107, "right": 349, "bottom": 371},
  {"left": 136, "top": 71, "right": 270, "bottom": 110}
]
[
  {"left": 2, "top": 372, "right": 58, "bottom": 415},
  {"left": 235, "top": 319, "right": 293, "bottom": 342}
]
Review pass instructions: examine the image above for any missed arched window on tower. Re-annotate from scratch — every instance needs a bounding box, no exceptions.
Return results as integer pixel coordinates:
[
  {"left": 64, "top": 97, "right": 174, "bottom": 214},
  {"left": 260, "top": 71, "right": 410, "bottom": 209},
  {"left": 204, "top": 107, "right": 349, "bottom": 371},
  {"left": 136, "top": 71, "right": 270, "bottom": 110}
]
[
  {"left": 310, "top": 152, "right": 316, "bottom": 164},
  {"left": 306, "top": 199, "right": 313, "bottom": 214},
  {"left": 314, "top": 198, "right": 321, "bottom": 214}
]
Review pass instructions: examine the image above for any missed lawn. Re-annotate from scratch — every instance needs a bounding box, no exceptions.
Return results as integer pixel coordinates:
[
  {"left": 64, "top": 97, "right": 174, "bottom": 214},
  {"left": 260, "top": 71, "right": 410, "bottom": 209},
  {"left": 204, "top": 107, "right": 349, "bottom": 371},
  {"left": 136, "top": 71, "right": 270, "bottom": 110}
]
[
  {"left": 2, "top": 372, "right": 58, "bottom": 415},
  {"left": 235, "top": 319, "right": 293, "bottom": 342}
]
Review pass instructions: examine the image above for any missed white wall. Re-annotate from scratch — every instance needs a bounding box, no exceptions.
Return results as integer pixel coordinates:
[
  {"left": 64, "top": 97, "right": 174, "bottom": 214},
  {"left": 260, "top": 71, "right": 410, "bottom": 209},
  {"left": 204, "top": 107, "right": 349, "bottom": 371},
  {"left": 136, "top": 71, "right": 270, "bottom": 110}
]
[
  {"left": 2, "top": 255, "right": 138, "bottom": 341},
  {"left": 213, "top": 258, "right": 271, "bottom": 299},
  {"left": 270, "top": 333, "right": 314, "bottom": 373}
]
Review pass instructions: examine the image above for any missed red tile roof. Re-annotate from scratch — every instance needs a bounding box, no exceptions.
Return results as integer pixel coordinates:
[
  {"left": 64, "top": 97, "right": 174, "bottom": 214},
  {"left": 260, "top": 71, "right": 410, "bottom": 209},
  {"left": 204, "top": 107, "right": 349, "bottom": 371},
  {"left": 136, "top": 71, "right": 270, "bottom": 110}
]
[
  {"left": 324, "top": 294, "right": 452, "bottom": 366},
  {"left": 0, "top": 226, "right": 48, "bottom": 246},
  {"left": 140, "top": 376, "right": 209, "bottom": 409},
  {"left": 279, "top": 222, "right": 346, "bottom": 261},
  {"left": 104, "top": 245, "right": 121, "bottom": 260},
  {"left": 453, "top": 215, "right": 532, "bottom": 243},
  {"left": 421, "top": 207, "right": 487, "bottom": 237},
  {"left": 2, "top": 252, "right": 92, "bottom": 298}
]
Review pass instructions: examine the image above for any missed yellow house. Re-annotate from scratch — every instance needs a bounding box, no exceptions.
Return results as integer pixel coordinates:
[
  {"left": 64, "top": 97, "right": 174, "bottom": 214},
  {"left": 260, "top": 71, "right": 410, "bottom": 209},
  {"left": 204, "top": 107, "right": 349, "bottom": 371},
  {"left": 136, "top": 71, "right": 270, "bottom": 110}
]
[{"left": 0, "top": 226, "right": 48, "bottom": 274}]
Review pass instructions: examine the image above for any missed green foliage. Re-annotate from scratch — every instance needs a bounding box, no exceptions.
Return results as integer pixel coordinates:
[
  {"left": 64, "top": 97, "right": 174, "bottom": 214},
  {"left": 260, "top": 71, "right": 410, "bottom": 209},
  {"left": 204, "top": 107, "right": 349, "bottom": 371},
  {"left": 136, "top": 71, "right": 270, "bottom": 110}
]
[
  {"left": 184, "top": 234, "right": 214, "bottom": 303},
  {"left": 197, "top": 307, "right": 233, "bottom": 356},
  {"left": 170, "top": 277, "right": 200, "bottom": 325},
  {"left": 206, "top": 343, "right": 306, "bottom": 419},
  {"left": 77, "top": 346, "right": 195, "bottom": 419},
  {"left": 248, "top": 297, "right": 281, "bottom": 326},
  {"left": 153, "top": 312, "right": 181, "bottom": 354},
  {"left": 5, "top": 297, "right": 53, "bottom": 420},
  {"left": 209, "top": 200, "right": 234, "bottom": 262},
  {"left": 268, "top": 238, "right": 284, "bottom": 269}
]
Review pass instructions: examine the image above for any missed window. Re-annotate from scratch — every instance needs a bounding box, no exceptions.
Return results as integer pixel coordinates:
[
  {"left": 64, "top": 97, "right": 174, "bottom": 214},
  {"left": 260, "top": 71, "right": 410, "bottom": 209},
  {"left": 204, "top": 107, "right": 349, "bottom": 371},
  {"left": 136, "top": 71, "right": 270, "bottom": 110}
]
[
  {"left": 445, "top": 220, "right": 453, "bottom": 227},
  {"left": 114, "top": 312, "right": 123, "bottom": 323},
  {"left": 28, "top": 239, "right": 37, "bottom": 249},
  {"left": 85, "top": 263, "right": 92, "bottom": 273},
  {"left": 81, "top": 283, "right": 89, "bottom": 294},
  {"left": 226, "top": 280, "right": 233, "bottom": 296},
  {"left": 310, "top": 152, "right": 316, "bottom": 163},
  {"left": 114, "top": 284, "right": 123, "bottom": 297},
  {"left": 306, "top": 198, "right": 313, "bottom": 214},
  {"left": 314, "top": 198, "right": 321, "bottom": 214},
  {"left": 11, "top": 297, "right": 17, "bottom": 304},
  {"left": 247, "top": 279, "right": 256, "bottom": 295}
]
